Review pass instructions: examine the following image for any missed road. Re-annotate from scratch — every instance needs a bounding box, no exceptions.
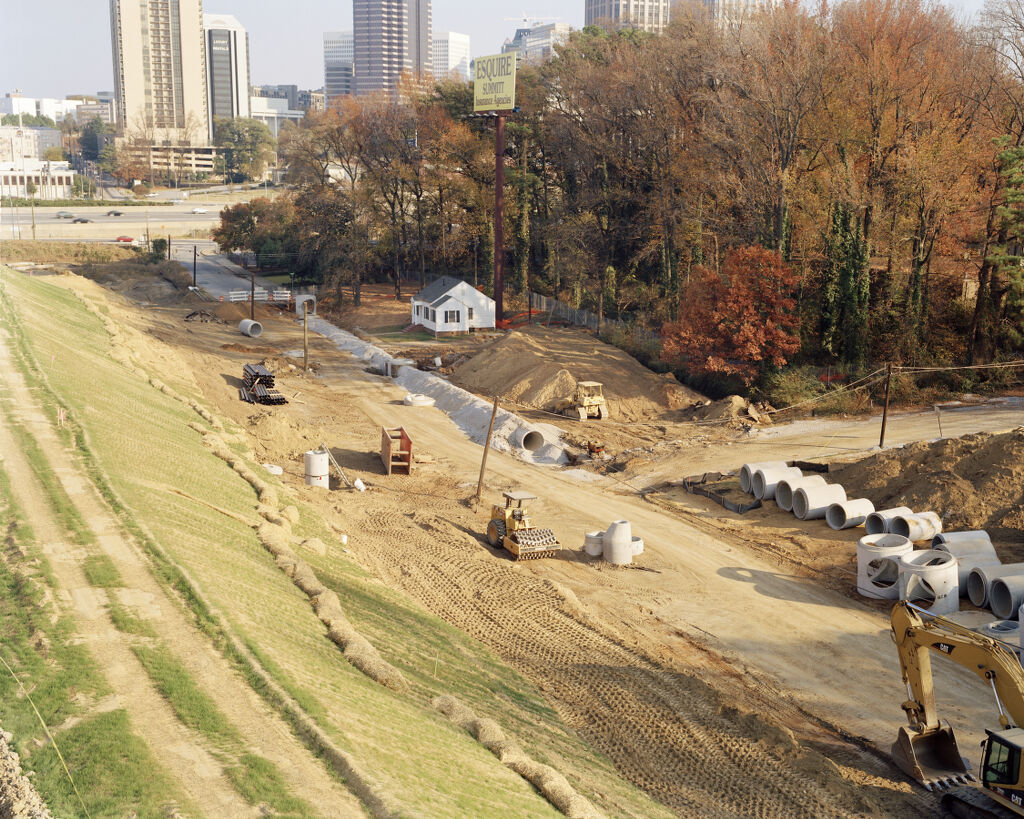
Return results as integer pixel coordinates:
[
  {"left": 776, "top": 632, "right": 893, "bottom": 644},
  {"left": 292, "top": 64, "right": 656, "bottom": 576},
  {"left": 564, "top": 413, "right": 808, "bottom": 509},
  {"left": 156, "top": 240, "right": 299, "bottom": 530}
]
[
  {"left": 170, "top": 241, "right": 281, "bottom": 299},
  {"left": 2, "top": 204, "right": 219, "bottom": 241}
]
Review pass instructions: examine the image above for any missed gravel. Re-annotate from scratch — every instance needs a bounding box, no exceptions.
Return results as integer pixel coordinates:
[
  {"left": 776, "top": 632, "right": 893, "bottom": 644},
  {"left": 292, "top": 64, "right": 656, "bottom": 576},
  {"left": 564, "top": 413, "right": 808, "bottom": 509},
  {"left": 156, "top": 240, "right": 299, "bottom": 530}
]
[{"left": 0, "top": 731, "right": 53, "bottom": 819}]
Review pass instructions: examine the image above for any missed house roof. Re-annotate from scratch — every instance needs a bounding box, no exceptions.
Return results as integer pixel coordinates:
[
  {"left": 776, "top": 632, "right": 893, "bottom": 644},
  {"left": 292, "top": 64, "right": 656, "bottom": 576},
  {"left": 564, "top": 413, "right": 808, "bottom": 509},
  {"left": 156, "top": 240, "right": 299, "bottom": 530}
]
[{"left": 412, "top": 276, "right": 465, "bottom": 304}]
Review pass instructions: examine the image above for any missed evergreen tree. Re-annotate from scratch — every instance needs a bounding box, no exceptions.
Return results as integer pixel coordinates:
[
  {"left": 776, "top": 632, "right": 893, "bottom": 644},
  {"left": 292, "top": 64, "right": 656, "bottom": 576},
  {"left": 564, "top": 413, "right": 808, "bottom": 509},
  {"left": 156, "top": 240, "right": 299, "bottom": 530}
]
[{"left": 821, "top": 203, "right": 870, "bottom": 368}]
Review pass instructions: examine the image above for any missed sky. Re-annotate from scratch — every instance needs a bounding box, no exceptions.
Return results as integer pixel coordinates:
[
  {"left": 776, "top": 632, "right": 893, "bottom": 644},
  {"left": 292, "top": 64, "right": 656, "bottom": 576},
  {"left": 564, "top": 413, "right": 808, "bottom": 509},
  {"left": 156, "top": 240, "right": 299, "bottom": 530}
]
[{"left": 0, "top": 0, "right": 990, "bottom": 100}]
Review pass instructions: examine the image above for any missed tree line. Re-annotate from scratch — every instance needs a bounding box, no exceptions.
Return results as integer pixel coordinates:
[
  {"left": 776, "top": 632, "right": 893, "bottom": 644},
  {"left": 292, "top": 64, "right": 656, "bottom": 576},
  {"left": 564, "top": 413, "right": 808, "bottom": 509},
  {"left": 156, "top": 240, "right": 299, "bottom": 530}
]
[{"left": 214, "top": 0, "right": 1024, "bottom": 390}]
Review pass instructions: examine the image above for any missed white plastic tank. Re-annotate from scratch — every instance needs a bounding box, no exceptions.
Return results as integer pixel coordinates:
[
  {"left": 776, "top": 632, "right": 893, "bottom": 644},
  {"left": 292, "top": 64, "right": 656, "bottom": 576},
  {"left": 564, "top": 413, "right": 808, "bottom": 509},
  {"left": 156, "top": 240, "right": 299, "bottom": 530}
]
[
  {"left": 304, "top": 448, "right": 329, "bottom": 488},
  {"left": 856, "top": 533, "right": 913, "bottom": 599}
]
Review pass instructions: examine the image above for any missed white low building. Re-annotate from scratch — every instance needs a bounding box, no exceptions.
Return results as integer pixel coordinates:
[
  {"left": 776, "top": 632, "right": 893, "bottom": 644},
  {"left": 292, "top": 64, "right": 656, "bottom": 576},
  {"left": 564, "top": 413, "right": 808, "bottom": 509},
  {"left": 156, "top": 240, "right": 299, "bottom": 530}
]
[
  {"left": 410, "top": 276, "right": 495, "bottom": 335},
  {"left": 0, "top": 160, "right": 76, "bottom": 198}
]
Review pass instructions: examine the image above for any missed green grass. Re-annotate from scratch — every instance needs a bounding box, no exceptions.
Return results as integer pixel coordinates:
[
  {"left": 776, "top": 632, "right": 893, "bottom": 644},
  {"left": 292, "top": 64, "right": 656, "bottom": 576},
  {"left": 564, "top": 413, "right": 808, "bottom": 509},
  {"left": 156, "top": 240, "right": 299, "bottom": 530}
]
[
  {"left": 227, "top": 753, "right": 314, "bottom": 817},
  {"left": 82, "top": 554, "right": 122, "bottom": 588},
  {"left": 107, "top": 602, "right": 157, "bottom": 638},
  {"left": 132, "top": 645, "right": 238, "bottom": 749},
  {"left": 0, "top": 267, "right": 673, "bottom": 818}
]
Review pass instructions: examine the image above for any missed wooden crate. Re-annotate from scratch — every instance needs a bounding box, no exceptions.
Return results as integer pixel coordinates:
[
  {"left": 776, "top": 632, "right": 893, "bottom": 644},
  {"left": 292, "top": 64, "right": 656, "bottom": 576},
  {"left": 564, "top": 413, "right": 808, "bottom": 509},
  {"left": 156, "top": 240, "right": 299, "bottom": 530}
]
[{"left": 381, "top": 427, "right": 412, "bottom": 475}]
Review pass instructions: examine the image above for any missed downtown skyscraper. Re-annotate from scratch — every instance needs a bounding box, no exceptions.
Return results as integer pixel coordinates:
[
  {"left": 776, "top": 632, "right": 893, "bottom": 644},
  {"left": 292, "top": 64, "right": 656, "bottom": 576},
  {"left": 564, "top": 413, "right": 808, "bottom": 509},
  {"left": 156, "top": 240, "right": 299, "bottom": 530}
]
[{"left": 353, "top": 0, "right": 431, "bottom": 95}]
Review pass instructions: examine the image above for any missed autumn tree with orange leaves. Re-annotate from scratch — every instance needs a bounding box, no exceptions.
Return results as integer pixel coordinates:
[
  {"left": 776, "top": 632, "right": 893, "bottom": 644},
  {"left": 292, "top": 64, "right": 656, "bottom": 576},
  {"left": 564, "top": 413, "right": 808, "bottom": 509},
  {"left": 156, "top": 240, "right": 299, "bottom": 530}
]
[{"left": 662, "top": 246, "right": 801, "bottom": 384}]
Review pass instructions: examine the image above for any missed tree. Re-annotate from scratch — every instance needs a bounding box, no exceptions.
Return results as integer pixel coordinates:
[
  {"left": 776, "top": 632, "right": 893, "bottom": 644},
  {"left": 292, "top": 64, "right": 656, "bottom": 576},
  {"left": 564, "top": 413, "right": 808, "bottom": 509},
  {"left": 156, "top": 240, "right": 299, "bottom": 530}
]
[
  {"left": 214, "top": 118, "right": 276, "bottom": 182},
  {"left": 42, "top": 145, "right": 64, "bottom": 161},
  {"left": 820, "top": 203, "right": 871, "bottom": 368},
  {"left": 662, "top": 246, "right": 801, "bottom": 384},
  {"left": 81, "top": 116, "right": 114, "bottom": 161},
  {"left": 1, "top": 114, "right": 54, "bottom": 127}
]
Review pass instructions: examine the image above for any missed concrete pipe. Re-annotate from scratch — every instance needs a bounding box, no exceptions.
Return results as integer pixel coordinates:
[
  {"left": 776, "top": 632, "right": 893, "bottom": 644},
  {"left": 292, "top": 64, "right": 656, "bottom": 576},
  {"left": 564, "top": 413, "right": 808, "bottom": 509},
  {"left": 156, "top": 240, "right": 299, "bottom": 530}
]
[
  {"left": 752, "top": 466, "right": 803, "bottom": 501},
  {"left": 631, "top": 536, "right": 644, "bottom": 556},
  {"left": 976, "top": 620, "right": 1020, "bottom": 645},
  {"left": 603, "top": 521, "right": 633, "bottom": 565},
  {"left": 238, "top": 319, "right": 263, "bottom": 338},
  {"left": 891, "top": 512, "right": 943, "bottom": 542},
  {"left": 512, "top": 427, "right": 545, "bottom": 453},
  {"left": 990, "top": 576, "right": 1024, "bottom": 619},
  {"left": 934, "top": 539, "right": 1000, "bottom": 590},
  {"left": 776, "top": 475, "right": 826, "bottom": 513},
  {"left": 403, "top": 393, "right": 436, "bottom": 407},
  {"left": 932, "top": 530, "right": 991, "bottom": 548},
  {"left": 856, "top": 533, "right": 913, "bottom": 599},
  {"left": 740, "top": 461, "right": 788, "bottom": 495},
  {"left": 792, "top": 483, "right": 847, "bottom": 521},
  {"left": 864, "top": 506, "right": 914, "bottom": 535},
  {"left": 898, "top": 550, "right": 959, "bottom": 615},
  {"left": 967, "top": 563, "right": 1024, "bottom": 608},
  {"left": 583, "top": 531, "right": 605, "bottom": 558},
  {"left": 825, "top": 498, "right": 875, "bottom": 530}
]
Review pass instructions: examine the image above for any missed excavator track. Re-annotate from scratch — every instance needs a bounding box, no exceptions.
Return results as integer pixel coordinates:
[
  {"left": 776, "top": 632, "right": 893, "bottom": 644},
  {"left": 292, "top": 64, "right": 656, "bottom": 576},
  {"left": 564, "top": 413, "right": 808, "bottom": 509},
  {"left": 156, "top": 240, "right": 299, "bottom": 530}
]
[{"left": 941, "top": 786, "right": 1021, "bottom": 818}]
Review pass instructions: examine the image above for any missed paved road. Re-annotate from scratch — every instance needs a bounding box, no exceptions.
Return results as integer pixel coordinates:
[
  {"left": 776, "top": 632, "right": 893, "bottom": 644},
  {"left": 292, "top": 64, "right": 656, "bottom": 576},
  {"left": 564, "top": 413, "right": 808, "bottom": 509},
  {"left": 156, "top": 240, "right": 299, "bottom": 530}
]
[{"left": 169, "top": 242, "right": 280, "bottom": 300}]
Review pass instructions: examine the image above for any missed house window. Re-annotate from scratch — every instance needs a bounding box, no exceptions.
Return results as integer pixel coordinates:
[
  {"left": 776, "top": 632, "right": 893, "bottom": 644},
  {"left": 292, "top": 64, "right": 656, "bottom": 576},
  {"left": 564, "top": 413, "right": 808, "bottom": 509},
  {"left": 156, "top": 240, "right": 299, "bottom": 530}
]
[
  {"left": 430, "top": 309, "right": 436, "bottom": 322},
  {"left": 444, "top": 310, "right": 460, "bottom": 324},
  {"left": 467, "top": 307, "right": 474, "bottom": 320},
  {"left": 415, "top": 305, "right": 421, "bottom": 317}
]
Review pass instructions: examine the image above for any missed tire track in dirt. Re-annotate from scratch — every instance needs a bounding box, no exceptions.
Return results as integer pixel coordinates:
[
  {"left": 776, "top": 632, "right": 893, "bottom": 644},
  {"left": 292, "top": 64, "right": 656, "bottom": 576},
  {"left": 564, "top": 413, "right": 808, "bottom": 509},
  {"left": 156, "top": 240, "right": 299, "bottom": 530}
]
[
  {"left": 349, "top": 499, "right": 866, "bottom": 818},
  {"left": 0, "top": 324, "right": 364, "bottom": 817}
]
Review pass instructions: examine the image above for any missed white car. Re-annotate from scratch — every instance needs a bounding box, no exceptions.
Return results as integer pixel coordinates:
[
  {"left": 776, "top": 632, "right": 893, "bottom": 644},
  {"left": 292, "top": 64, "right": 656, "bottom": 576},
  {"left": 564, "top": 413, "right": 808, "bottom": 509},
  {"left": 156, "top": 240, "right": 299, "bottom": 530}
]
[
  {"left": 191, "top": 207, "right": 209, "bottom": 214},
  {"left": 145, "top": 192, "right": 158, "bottom": 198}
]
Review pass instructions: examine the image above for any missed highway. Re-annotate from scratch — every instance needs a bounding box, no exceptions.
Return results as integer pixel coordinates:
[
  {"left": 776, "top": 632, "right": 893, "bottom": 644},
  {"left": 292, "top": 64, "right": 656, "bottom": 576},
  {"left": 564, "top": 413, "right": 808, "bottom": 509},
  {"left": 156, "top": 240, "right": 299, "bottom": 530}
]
[{"left": 2, "top": 204, "right": 220, "bottom": 241}]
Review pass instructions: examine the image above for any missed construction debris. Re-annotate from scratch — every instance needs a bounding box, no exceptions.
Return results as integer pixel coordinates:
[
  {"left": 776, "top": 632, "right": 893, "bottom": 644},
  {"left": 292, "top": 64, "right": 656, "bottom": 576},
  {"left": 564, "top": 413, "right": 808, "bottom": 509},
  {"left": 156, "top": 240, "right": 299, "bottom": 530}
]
[
  {"left": 240, "top": 363, "right": 287, "bottom": 405},
  {"left": 184, "top": 309, "right": 224, "bottom": 323}
]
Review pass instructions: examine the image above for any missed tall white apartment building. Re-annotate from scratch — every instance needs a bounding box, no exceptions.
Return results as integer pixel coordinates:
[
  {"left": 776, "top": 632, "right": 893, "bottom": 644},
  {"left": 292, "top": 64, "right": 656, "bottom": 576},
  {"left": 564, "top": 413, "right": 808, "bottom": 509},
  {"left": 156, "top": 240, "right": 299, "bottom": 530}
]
[
  {"left": 324, "top": 31, "right": 355, "bottom": 101},
  {"left": 432, "top": 32, "right": 470, "bottom": 81},
  {"left": 109, "top": 0, "right": 210, "bottom": 144},
  {"left": 585, "top": 0, "right": 671, "bottom": 33},
  {"left": 204, "top": 12, "right": 250, "bottom": 133}
]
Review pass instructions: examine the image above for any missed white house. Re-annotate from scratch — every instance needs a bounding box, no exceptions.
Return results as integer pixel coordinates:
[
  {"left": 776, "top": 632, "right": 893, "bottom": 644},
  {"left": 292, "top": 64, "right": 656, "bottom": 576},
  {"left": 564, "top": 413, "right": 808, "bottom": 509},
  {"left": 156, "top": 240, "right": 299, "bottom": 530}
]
[{"left": 410, "top": 276, "right": 495, "bottom": 335}]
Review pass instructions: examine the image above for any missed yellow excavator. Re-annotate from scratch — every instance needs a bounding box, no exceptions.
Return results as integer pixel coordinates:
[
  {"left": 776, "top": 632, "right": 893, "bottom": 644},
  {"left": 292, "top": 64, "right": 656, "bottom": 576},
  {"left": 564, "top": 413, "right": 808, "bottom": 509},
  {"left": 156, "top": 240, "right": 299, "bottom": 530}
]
[{"left": 891, "top": 600, "right": 1024, "bottom": 816}]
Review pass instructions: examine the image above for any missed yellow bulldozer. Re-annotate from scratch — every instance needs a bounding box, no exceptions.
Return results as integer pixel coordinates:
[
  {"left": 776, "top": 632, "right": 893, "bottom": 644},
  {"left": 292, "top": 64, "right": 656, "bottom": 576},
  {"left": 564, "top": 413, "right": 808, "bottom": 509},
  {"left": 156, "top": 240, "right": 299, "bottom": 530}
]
[
  {"left": 486, "top": 491, "right": 561, "bottom": 560},
  {"left": 559, "top": 381, "right": 608, "bottom": 421},
  {"left": 890, "top": 600, "right": 1024, "bottom": 816}
]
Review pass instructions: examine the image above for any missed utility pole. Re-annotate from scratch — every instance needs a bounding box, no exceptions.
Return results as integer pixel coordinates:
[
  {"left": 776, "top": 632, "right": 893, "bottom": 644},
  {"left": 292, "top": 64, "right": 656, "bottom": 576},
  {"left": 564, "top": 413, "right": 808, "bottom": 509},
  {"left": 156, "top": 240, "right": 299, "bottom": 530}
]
[
  {"left": 494, "top": 114, "right": 505, "bottom": 323},
  {"left": 167, "top": 235, "right": 171, "bottom": 260},
  {"left": 192, "top": 245, "right": 197, "bottom": 287},
  {"left": 303, "top": 300, "right": 310, "bottom": 372},
  {"left": 476, "top": 395, "right": 501, "bottom": 504},
  {"left": 879, "top": 363, "right": 893, "bottom": 448},
  {"left": 250, "top": 268, "right": 255, "bottom": 322}
]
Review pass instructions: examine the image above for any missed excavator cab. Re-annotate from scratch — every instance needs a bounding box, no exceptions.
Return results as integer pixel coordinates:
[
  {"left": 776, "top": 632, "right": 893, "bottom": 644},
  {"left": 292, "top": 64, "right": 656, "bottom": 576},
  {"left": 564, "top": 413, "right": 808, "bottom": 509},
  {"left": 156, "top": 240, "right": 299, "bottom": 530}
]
[{"left": 977, "top": 728, "right": 1024, "bottom": 811}]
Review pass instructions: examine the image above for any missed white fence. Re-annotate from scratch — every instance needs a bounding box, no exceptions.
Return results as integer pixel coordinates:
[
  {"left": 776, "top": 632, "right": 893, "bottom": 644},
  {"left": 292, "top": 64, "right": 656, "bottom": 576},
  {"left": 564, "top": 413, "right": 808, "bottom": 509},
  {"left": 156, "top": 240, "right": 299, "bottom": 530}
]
[
  {"left": 527, "top": 291, "right": 659, "bottom": 346},
  {"left": 225, "top": 288, "right": 293, "bottom": 304}
]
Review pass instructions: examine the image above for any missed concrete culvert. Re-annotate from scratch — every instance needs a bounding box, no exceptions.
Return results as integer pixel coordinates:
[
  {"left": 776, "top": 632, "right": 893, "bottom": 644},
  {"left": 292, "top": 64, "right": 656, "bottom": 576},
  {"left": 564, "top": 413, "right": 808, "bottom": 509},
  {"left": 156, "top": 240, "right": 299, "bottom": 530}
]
[
  {"left": 856, "top": 534, "right": 912, "bottom": 600},
  {"left": 898, "top": 550, "right": 959, "bottom": 615},
  {"left": 752, "top": 466, "right": 802, "bottom": 501},
  {"left": 990, "top": 577, "right": 1024, "bottom": 620},
  {"left": 825, "top": 498, "right": 875, "bottom": 530},
  {"left": 933, "top": 530, "right": 992, "bottom": 548},
  {"left": 792, "top": 484, "right": 846, "bottom": 520},
  {"left": 864, "top": 506, "right": 913, "bottom": 535},
  {"left": 740, "top": 461, "right": 787, "bottom": 494},
  {"left": 966, "top": 563, "right": 1024, "bottom": 608},
  {"left": 239, "top": 319, "right": 263, "bottom": 338},
  {"left": 776, "top": 475, "right": 825, "bottom": 513},
  {"left": 514, "top": 428, "right": 544, "bottom": 452},
  {"left": 891, "top": 511, "right": 942, "bottom": 542}
]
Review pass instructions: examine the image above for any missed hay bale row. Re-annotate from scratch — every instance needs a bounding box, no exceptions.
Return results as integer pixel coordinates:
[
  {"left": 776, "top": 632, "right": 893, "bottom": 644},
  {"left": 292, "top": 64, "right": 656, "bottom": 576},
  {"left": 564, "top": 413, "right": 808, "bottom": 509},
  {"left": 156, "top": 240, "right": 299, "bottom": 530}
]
[{"left": 431, "top": 695, "right": 602, "bottom": 819}]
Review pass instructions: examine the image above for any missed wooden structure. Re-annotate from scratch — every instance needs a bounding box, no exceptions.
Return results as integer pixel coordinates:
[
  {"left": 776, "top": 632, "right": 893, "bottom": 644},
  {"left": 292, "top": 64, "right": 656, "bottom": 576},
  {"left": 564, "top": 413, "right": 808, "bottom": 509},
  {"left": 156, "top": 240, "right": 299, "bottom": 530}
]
[{"left": 381, "top": 427, "right": 413, "bottom": 475}]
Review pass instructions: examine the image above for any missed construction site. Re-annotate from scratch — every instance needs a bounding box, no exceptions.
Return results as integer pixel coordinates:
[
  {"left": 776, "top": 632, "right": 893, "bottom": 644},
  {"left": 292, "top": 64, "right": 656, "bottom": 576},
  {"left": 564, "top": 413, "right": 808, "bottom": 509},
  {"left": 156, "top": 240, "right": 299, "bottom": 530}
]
[{"left": 5, "top": 257, "right": 1024, "bottom": 818}]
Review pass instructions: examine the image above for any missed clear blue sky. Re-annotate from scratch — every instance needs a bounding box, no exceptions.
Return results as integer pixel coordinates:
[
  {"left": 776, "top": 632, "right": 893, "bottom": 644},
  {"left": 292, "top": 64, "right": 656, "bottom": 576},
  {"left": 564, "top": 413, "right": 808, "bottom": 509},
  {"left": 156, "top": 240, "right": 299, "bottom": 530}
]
[{"left": 0, "top": 0, "right": 988, "bottom": 99}]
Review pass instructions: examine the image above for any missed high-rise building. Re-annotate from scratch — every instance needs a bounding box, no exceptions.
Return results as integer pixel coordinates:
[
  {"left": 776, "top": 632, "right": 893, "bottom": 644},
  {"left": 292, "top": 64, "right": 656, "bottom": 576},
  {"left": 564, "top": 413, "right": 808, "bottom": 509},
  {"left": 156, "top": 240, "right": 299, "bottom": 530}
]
[
  {"left": 203, "top": 12, "right": 250, "bottom": 134},
  {"left": 324, "top": 31, "right": 355, "bottom": 101},
  {"left": 702, "top": 0, "right": 782, "bottom": 25},
  {"left": 109, "top": 0, "right": 210, "bottom": 144},
  {"left": 502, "top": 22, "right": 570, "bottom": 62},
  {"left": 585, "top": 0, "right": 671, "bottom": 33},
  {"left": 352, "top": 0, "right": 431, "bottom": 95},
  {"left": 432, "top": 31, "right": 470, "bottom": 81}
]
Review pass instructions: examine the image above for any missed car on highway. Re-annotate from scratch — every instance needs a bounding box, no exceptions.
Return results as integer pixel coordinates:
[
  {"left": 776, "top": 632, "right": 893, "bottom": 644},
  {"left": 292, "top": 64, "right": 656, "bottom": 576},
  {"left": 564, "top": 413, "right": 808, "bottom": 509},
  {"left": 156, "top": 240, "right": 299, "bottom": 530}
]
[
  {"left": 115, "top": 236, "right": 134, "bottom": 243},
  {"left": 56, "top": 211, "right": 73, "bottom": 219},
  {"left": 145, "top": 192, "right": 158, "bottom": 198},
  {"left": 191, "top": 207, "right": 209, "bottom": 214},
  {"left": 72, "top": 217, "right": 92, "bottom": 223},
  {"left": 106, "top": 210, "right": 123, "bottom": 216}
]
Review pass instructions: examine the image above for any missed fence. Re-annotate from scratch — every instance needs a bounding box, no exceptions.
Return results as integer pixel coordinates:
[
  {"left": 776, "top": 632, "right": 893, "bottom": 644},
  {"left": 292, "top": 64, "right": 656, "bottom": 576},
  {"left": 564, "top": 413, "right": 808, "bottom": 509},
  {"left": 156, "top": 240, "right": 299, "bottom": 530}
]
[
  {"left": 527, "top": 291, "right": 659, "bottom": 347},
  {"left": 225, "top": 288, "right": 293, "bottom": 304}
]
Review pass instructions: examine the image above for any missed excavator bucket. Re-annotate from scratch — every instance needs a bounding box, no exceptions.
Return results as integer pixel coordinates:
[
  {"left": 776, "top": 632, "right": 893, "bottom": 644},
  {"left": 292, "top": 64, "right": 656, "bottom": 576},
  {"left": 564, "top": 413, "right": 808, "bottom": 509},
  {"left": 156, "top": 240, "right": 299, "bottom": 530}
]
[{"left": 892, "top": 723, "right": 971, "bottom": 790}]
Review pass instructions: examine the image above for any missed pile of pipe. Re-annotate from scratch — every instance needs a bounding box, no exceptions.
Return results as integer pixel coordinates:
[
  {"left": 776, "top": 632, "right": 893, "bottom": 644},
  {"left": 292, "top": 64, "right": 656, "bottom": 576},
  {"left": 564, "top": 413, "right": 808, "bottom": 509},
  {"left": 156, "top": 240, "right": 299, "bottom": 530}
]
[{"left": 582, "top": 521, "right": 644, "bottom": 565}]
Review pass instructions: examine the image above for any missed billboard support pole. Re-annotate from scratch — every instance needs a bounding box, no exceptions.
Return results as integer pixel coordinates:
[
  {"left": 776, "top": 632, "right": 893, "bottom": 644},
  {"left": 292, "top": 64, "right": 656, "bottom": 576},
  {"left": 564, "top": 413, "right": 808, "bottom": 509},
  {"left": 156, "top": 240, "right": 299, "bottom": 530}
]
[{"left": 494, "top": 114, "right": 505, "bottom": 324}]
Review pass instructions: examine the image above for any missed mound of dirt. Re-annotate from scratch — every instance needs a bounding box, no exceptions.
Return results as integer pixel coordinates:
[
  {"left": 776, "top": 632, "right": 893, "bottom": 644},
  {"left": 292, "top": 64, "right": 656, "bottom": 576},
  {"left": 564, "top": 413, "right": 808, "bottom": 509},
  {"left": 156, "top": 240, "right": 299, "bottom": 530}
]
[
  {"left": 831, "top": 428, "right": 1024, "bottom": 543},
  {"left": 451, "top": 326, "right": 705, "bottom": 422}
]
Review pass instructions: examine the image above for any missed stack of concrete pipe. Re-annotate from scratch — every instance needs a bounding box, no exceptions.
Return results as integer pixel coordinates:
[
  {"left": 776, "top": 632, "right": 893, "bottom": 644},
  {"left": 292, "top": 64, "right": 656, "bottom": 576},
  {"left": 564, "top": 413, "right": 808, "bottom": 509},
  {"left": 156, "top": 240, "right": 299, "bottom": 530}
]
[
  {"left": 583, "top": 522, "right": 644, "bottom": 563},
  {"left": 740, "top": 462, "right": 788, "bottom": 495},
  {"left": 751, "top": 466, "right": 802, "bottom": 501},
  {"left": 775, "top": 475, "right": 826, "bottom": 513}
]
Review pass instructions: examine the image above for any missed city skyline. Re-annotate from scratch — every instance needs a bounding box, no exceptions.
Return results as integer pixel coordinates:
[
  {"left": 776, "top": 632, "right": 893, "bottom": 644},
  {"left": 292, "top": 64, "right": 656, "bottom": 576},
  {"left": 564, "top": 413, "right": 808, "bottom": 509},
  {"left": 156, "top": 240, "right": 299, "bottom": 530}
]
[{"left": 2, "top": 0, "right": 990, "bottom": 100}]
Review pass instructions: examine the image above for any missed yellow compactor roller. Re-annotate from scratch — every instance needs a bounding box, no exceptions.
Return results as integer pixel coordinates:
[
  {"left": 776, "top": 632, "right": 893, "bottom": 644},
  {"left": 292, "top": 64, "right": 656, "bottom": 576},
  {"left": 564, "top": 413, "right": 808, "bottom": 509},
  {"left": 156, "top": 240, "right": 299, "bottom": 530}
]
[{"left": 486, "top": 491, "right": 561, "bottom": 560}]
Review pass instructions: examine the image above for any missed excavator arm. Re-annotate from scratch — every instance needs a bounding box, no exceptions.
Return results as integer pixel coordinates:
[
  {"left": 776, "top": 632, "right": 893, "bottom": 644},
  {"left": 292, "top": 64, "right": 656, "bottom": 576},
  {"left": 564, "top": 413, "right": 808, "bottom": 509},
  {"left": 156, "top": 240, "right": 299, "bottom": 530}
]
[{"left": 891, "top": 601, "right": 1024, "bottom": 790}]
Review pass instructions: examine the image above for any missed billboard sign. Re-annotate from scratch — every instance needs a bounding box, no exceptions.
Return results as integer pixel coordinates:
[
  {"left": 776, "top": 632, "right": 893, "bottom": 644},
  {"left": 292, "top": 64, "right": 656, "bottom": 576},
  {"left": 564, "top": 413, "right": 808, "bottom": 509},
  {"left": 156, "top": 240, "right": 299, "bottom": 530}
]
[{"left": 473, "top": 53, "right": 517, "bottom": 113}]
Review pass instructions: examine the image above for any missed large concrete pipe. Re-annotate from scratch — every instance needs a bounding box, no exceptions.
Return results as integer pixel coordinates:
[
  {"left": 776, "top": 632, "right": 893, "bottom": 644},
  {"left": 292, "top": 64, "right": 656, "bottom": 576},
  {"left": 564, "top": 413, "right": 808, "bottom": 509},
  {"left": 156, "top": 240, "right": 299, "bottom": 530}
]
[
  {"left": 976, "top": 620, "right": 1020, "bottom": 647},
  {"left": 990, "top": 576, "right": 1024, "bottom": 619},
  {"left": 898, "top": 550, "right": 959, "bottom": 615},
  {"left": 932, "top": 530, "right": 992, "bottom": 548},
  {"left": 890, "top": 512, "right": 942, "bottom": 542},
  {"left": 792, "top": 483, "right": 847, "bottom": 521},
  {"left": 967, "top": 563, "right": 1024, "bottom": 608},
  {"left": 856, "top": 533, "right": 913, "bottom": 599},
  {"left": 864, "top": 506, "right": 913, "bottom": 535},
  {"left": 239, "top": 319, "right": 263, "bottom": 338},
  {"left": 752, "top": 466, "right": 803, "bottom": 501},
  {"left": 776, "top": 475, "right": 826, "bottom": 513},
  {"left": 603, "top": 521, "right": 633, "bottom": 565},
  {"left": 934, "top": 539, "right": 1000, "bottom": 590},
  {"left": 740, "top": 461, "right": 788, "bottom": 495},
  {"left": 825, "top": 498, "right": 875, "bottom": 530},
  {"left": 583, "top": 531, "right": 605, "bottom": 558},
  {"left": 512, "top": 426, "right": 545, "bottom": 452}
]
